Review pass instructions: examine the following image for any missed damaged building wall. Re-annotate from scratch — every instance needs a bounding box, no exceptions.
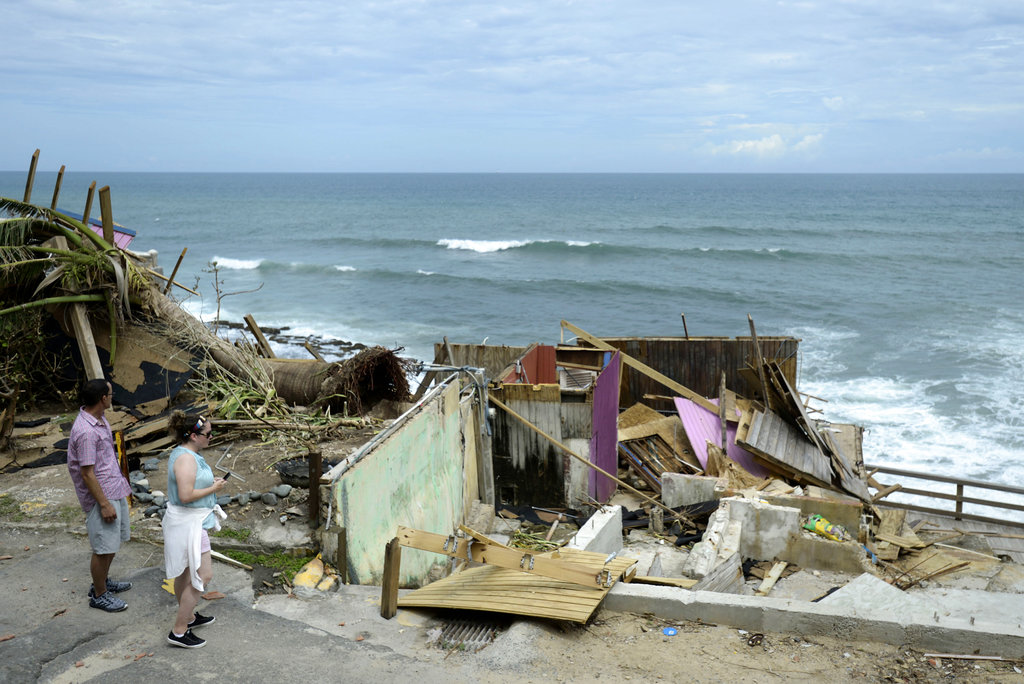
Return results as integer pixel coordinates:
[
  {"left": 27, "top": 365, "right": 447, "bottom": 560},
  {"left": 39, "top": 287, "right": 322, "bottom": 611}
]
[
  {"left": 328, "top": 380, "right": 477, "bottom": 586},
  {"left": 491, "top": 383, "right": 566, "bottom": 508},
  {"left": 592, "top": 337, "right": 799, "bottom": 411}
]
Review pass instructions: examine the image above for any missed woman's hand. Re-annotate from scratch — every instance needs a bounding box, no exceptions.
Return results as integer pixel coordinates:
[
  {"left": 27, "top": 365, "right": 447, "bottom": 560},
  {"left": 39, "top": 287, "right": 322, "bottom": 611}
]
[{"left": 212, "top": 477, "right": 228, "bottom": 493}]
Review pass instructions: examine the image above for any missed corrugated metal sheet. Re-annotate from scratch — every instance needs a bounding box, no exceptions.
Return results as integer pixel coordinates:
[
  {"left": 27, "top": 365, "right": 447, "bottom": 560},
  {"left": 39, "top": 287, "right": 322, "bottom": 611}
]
[
  {"left": 674, "top": 397, "right": 769, "bottom": 478},
  {"left": 441, "top": 343, "right": 527, "bottom": 378},
  {"left": 590, "top": 337, "right": 799, "bottom": 411}
]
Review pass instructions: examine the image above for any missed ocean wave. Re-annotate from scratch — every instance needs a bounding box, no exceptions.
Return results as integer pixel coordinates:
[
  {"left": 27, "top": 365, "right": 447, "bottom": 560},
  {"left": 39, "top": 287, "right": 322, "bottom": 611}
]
[
  {"left": 335, "top": 265, "right": 357, "bottom": 272},
  {"left": 437, "top": 238, "right": 596, "bottom": 253},
  {"left": 211, "top": 256, "right": 264, "bottom": 270}
]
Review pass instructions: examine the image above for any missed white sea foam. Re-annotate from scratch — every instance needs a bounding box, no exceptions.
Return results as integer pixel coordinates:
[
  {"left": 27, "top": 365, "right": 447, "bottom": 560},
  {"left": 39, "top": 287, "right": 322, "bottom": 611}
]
[
  {"left": 438, "top": 239, "right": 529, "bottom": 252},
  {"left": 436, "top": 238, "right": 594, "bottom": 253},
  {"left": 210, "top": 256, "right": 263, "bottom": 270},
  {"left": 334, "top": 265, "right": 356, "bottom": 272},
  {"left": 417, "top": 269, "right": 435, "bottom": 275}
]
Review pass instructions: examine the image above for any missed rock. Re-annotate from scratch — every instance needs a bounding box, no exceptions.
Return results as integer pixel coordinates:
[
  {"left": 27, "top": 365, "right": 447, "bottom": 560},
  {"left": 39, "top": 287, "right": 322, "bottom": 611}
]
[
  {"left": 143, "top": 458, "right": 161, "bottom": 472},
  {"left": 129, "top": 470, "right": 147, "bottom": 483},
  {"left": 216, "top": 495, "right": 232, "bottom": 506},
  {"left": 133, "top": 492, "right": 154, "bottom": 504},
  {"left": 262, "top": 493, "right": 279, "bottom": 506},
  {"left": 132, "top": 480, "right": 151, "bottom": 494},
  {"left": 271, "top": 484, "right": 293, "bottom": 498},
  {"left": 152, "top": 495, "right": 167, "bottom": 507},
  {"left": 143, "top": 505, "right": 161, "bottom": 518},
  {"left": 237, "top": 493, "right": 251, "bottom": 506}
]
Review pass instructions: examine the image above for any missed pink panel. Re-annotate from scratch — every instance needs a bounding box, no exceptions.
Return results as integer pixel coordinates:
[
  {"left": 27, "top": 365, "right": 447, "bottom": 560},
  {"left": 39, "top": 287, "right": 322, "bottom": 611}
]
[
  {"left": 674, "top": 396, "right": 769, "bottom": 478},
  {"left": 590, "top": 352, "right": 620, "bottom": 502}
]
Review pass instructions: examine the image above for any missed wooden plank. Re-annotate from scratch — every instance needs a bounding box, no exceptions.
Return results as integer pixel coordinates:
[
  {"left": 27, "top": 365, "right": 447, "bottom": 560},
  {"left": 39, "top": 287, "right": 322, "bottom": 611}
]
[
  {"left": 631, "top": 576, "right": 698, "bottom": 589},
  {"left": 243, "top": 313, "right": 276, "bottom": 358},
  {"left": 693, "top": 552, "right": 743, "bottom": 594},
  {"left": 877, "top": 508, "right": 906, "bottom": 537},
  {"left": 47, "top": 237, "right": 104, "bottom": 380},
  {"left": 755, "top": 561, "right": 788, "bottom": 596},
  {"left": 50, "top": 165, "right": 65, "bottom": 209},
  {"left": 875, "top": 531, "right": 927, "bottom": 549},
  {"left": 397, "top": 527, "right": 610, "bottom": 588},
  {"left": 98, "top": 185, "right": 115, "bottom": 245},
  {"left": 561, "top": 320, "right": 719, "bottom": 413},
  {"left": 82, "top": 181, "right": 96, "bottom": 227},
  {"left": 380, "top": 537, "right": 401, "bottom": 619}
]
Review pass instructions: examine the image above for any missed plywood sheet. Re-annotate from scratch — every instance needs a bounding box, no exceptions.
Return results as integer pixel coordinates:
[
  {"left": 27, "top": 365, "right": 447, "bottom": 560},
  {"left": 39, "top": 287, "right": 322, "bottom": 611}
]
[{"left": 739, "top": 409, "right": 833, "bottom": 487}]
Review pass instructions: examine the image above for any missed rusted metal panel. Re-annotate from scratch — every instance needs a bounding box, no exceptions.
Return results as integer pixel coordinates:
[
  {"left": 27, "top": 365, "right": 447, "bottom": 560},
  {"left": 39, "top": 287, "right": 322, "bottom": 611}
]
[
  {"left": 502, "top": 345, "right": 557, "bottom": 384},
  {"left": 491, "top": 384, "right": 565, "bottom": 508},
  {"left": 440, "top": 342, "right": 528, "bottom": 378},
  {"left": 674, "top": 397, "right": 769, "bottom": 478},
  {"left": 589, "top": 336, "right": 799, "bottom": 410}
]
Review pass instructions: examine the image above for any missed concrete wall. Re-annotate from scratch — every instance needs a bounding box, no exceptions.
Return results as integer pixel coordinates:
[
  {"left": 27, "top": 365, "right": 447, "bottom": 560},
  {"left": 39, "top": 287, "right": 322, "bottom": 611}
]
[{"left": 329, "top": 381, "right": 474, "bottom": 586}]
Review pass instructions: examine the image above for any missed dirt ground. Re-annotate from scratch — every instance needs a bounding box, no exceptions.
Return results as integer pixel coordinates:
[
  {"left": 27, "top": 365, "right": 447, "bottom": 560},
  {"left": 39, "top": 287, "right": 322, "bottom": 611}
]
[{"left": 4, "top": 410, "right": 1024, "bottom": 681}]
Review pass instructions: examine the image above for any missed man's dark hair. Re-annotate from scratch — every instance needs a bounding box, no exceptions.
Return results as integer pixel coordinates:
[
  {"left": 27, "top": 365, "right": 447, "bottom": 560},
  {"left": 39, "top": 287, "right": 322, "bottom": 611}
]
[{"left": 81, "top": 379, "right": 111, "bottom": 407}]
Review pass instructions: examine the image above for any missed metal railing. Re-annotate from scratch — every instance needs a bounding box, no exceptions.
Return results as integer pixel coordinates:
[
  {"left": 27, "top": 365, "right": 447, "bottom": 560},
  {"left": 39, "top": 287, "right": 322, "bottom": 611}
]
[{"left": 865, "top": 463, "right": 1024, "bottom": 530}]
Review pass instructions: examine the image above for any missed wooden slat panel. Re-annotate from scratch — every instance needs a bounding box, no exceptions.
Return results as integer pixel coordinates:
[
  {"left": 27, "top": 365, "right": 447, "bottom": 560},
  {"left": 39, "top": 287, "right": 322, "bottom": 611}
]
[
  {"left": 739, "top": 410, "right": 833, "bottom": 487},
  {"left": 397, "top": 550, "right": 637, "bottom": 623}
]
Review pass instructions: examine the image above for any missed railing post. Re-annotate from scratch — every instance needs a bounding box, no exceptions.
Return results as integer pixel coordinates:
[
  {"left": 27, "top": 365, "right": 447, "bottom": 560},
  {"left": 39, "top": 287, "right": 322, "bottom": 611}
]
[{"left": 955, "top": 483, "right": 964, "bottom": 520}]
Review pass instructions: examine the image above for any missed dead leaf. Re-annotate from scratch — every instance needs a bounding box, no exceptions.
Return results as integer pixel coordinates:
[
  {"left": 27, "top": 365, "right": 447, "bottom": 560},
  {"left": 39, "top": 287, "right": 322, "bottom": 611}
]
[
  {"left": 134, "top": 652, "right": 151, "bottom": 661},
  {"left": 75, "top": 661, "right": 84, "bottom": 668},
  {"left": 338, "top": 622, "right": 345, "bottom": 626},
  {"left": 62, "top": 578, "right": 68, "bottom": 582},
  {"left": 0, "top": 555, "right": 13, "bottom": 561},
  {"left": 355, "top": 636, "right": 365, "bottom": 642},
  {"left": 0, "top": 634, "right": 15, "bottom": 643},
  {"left": 52, "top": 608, "right": 67, "bottom": 618},
  {"left": 24, "top": 546, "right": 30, "bottom": 551},
  {"left": 201, "top": 591, "right": 225, "bottom": 600}
]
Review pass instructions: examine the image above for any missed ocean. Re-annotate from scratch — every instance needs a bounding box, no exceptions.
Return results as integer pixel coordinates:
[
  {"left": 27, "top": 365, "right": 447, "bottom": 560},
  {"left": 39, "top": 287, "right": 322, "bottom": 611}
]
[{"left": 3, "top": 171, "right": 1023, "bottom": 516}]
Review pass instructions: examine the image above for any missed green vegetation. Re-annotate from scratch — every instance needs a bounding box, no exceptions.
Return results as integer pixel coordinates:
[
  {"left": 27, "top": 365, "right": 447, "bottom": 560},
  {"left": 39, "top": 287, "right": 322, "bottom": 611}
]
[
  {"left": 57, "top": 505, "right": 80, "bottom": 523},
  {"left": 213, "top": 527, "right": 252, "bottom": 541},
  {"left": 221, "top": 549, "right": 315, "bottom": 585},
  {"left": 0, "top": 494, "right": 26, "bottom": 521}
]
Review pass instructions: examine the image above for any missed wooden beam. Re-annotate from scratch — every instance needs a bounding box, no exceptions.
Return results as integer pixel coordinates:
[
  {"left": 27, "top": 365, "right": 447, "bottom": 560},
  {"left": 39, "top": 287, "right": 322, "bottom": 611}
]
[
  {"left": 872, "top": 483, "right": 902, "bottom": 502},
  {"left": 755, "top": 561, "right": 788, "bottom": 596},
  {"left": 50, "top": 165, "right": 65, "bottom": 209},
  {"left": 747, "top": 314, "right": 771, "bottom": 408},
  {"left": 82, "top": 181, "right": 96, "bottom": 228},
  {"left": 23, "top": 149, "right": 39, "bottom": 203},
  {"left": 145, "top": 267, "right": 199, "bottom": 296},
  {"left": 396, "top": 526, "right": 612, "bottom": 588},
  {"left": 163, "top": 247, "right": 188, "bottom": 295},
  {"left": 304, "top": 341, "right": 325, "bottom": 362},
  {"left": 48, "top": 237, "right": 104, "bottom": 379},
  {"left": 243, "top": 313, "right": 276, "bottom": 358},
  {"left": 380, "top": 537, "right": 401, "bottom": 619},
  {"left": 98, "top": 186, "right": 114, "bottom": 245},
  {"left": 561, "top": 320, "right": 718, "bottom": 413}
]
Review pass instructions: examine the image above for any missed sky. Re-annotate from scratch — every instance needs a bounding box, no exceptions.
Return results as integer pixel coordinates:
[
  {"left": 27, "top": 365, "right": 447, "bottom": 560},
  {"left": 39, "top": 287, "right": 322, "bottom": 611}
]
[{"left": 3, "top": 1, "right": 1023, "bottom": 173}]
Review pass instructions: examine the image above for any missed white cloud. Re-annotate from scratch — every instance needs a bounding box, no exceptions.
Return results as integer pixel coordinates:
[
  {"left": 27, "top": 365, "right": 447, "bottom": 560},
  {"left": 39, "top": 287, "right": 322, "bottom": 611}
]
[{"left": 822, "top": 96, "right": 845, "bottom": 111}]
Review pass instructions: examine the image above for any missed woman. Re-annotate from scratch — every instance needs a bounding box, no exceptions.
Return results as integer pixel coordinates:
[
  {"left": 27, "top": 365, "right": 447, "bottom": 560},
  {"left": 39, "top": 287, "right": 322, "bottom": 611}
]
[{"left": 162, "top": 412, "right": 227, "bottom": 649}]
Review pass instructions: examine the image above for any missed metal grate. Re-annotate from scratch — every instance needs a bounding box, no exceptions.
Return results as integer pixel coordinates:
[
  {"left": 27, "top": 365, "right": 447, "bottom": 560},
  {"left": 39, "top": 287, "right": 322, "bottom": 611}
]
[{"left": 436, "top": 618, "right": 501, "bottom": 652}]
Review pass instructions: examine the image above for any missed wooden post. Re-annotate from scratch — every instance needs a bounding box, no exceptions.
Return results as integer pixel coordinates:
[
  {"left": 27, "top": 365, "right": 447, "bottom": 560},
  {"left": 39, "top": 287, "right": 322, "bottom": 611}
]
[
  {"left": 82, "top": 181, "right": 96, "bottom": 228},
  {"left": 48, "top": 237, "right": 104, "bottom": 379},
  {"left": 380, "top": 537, "right": 401, "bottom": 619},
  {"left": 163, "top": 247, "right": 187, "bottom": 295},
  {"left": 50, "top": 165, "right": 65, "bottom": 209},
  {"left": 955, "top": 483, "right": 964, "bottom": 520},
  {"left": 747, "top": 314, "right": 771, "bottom": 408},
  {"left": 23, "top": 149, "right": 39, "bottom": 203},
  {"left": 680, "top": 312, "right": 689, "bottom": 340},
  {"left": 308, "top": 450, "right": 322, "bottom": 525},
  {"left": 98, "top": 186, "right": 115, "bottom": 245},
  {"left": 243, "top": 314, "right": 276, "bottom": 358}
]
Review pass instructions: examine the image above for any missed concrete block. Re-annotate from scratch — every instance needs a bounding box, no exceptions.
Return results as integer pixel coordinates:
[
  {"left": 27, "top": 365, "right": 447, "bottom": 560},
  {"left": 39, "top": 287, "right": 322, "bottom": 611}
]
[
  {"left": 762, "top": 492, "right": 863, "bottom": 532},
  {"left": 724, "top": 497, "right": 801, "bottom": 562},
  {"left": 568, "top": 505, "right": 622, "bottom": 555},
  {"left": 661, "top": 473, "right": 722, "bottom": 508},
  {"left": 682, "top": 504, "right": 731, "bottom": 578}
]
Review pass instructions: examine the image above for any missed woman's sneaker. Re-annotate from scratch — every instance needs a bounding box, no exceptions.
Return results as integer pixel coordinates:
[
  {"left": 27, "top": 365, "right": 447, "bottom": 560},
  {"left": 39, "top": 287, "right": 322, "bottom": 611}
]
[
  {"left": 88, "top": 592, "right": 127, "bottom": 612},
  {"left": 167, "top": 629, "right": 206, "bottom": 648},
  {"left": 188, "top": 612, "right": 216, "bottom": 628}
]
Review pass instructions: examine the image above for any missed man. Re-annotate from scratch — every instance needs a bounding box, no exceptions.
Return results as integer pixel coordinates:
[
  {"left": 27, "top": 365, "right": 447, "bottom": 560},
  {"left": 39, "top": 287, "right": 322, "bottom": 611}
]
[{"left": 67, "top": 378, "right": 133, "bottom": 612}]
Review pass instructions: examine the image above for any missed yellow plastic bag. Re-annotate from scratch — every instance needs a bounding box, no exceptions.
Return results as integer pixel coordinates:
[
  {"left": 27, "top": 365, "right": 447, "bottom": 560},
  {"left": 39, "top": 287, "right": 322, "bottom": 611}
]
[{"left": 803, "top": 514, "right": 851, "bottom": 542}]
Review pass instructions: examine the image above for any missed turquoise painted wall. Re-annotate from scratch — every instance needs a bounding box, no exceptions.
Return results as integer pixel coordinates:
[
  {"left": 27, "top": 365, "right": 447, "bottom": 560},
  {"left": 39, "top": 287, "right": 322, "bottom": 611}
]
[{"left": 330, "top": 382, "right": 469, "bottom": 585}]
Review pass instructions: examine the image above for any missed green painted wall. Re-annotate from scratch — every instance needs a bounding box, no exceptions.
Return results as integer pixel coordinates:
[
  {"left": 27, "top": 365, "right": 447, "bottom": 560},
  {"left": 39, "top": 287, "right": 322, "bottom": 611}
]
[{"left": 330, "top": 382, "right": 469, "bottom": 586}]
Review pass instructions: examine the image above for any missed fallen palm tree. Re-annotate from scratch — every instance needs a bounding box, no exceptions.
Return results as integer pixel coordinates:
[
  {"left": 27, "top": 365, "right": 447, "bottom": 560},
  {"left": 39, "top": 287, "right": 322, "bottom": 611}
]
[{"left": 1, "top": 192, "right": 411, "bottom": 424}]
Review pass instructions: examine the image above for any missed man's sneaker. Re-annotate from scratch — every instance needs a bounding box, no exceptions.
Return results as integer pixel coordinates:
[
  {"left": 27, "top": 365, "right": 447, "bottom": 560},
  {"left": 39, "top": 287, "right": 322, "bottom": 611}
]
[
  {"left": 167, "top": 629, "right": 206, "bottom": 649},
  {"left": 88, "top": 579, "right": 133, "bottom": 597},
  {"left": 188, "top": 612, "right": 215, "bottom": 629},
  {"left": 89, "top": 591, "right": 128, "bottom": 613}
]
